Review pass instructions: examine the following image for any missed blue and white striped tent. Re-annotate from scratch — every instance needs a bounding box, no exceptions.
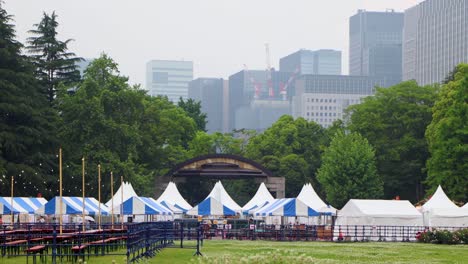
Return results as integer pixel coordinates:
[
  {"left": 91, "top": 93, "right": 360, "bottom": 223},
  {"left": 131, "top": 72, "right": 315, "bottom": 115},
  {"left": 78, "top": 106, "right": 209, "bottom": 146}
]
[
  {"left": 35, "top": 197, "right": 109, "bottom": 216},
  {"left": 112, "top": 196, "right": 172, "bottom": 215},
  {"left": 160, "top": 200, "right": 189, "bottom": 213},
  {"left": 0, "top": 201, "right": 12, "bottom": 214},
  {"left": 254, "top": 198, "right": 321, "bottom": 217},
  {"left": 186, "top": 197, "right": 236, "bottom": 216},
  {"left": 0, "top": 197, "right": 47, "bottom": 214}
]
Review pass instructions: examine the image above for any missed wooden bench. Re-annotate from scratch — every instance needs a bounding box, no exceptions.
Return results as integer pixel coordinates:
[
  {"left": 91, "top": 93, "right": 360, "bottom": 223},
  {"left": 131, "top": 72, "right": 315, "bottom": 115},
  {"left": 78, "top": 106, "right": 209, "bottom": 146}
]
[
  {"left": 25, "top": 245, "right": 47, "bottom": 264},
  {"left": 4, "top": 239, "right": 28, "bottom": 255},
  {"left": 71, "top": 244, "right": 88, "bottom": 263}
]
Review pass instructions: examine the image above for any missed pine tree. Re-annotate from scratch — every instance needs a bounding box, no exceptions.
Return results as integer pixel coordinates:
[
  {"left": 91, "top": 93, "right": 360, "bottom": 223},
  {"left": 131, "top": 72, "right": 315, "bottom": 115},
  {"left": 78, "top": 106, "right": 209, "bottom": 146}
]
[
  {"left": 0, "top": 5, "right": 58, "bottom": 196},
  {"left": 26, "top": 11, "right": 82, "bottom": 104}
]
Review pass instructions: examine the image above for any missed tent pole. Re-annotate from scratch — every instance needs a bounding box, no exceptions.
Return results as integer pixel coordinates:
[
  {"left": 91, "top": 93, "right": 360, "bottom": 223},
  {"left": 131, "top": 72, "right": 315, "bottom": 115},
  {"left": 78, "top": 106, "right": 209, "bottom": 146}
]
[
  {"left": 82, "top": 157, "right": 86, "bottom": 232},
  {"left": 121, "top": 176, "right": 124, "bottom": 230},
  {"left": 98, "top": 164, "right": 101, "bottom": 230},
  {"left": 59, "top": 148, "right": 63, "bottom": 234},
  {"left": 10, "top": 176, "right": 13, "bottom": 227},
  {"left": 110, "top": 171, "right": 114, "bottom": 229}
]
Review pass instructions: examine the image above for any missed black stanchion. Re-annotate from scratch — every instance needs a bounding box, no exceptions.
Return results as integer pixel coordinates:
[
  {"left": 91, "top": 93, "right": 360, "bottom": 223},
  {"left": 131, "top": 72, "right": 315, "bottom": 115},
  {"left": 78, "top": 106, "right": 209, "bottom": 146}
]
[{"left": 193, "top": 223, "right": 203, "bottom": 256}]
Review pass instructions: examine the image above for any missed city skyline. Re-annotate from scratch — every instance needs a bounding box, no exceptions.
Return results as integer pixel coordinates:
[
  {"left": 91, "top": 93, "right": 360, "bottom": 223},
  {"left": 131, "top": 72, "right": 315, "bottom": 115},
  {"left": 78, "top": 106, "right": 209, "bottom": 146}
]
[{"left": 4, "top": 0, "right": 422, "bottom": 86}]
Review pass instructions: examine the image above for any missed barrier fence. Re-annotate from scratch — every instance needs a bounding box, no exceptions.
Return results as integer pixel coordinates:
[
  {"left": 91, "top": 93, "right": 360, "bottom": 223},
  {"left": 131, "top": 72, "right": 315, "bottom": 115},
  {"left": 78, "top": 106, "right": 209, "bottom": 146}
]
[
  {"left": 0, "top": 221, "right": 203, "bottom": 263},
  {"left": 0, "top": 222, "right": 465, "bottom": 263}
]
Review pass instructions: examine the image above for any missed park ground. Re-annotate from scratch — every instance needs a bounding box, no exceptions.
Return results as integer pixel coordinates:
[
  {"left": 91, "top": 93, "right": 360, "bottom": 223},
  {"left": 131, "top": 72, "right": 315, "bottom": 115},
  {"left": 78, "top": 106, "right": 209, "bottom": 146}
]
[{"left": 1, "top": 240, "right": 466, "bottom": 264}]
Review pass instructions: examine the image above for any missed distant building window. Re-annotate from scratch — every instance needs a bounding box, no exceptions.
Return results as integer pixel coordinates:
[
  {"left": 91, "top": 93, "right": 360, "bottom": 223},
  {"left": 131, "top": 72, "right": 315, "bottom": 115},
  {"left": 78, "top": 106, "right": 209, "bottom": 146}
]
[
  {"left": 320, "top": 99, "right": 323, "bottom": 103},
  {"left": 153, "top": 72, "right": 168, "bottom": 83}
]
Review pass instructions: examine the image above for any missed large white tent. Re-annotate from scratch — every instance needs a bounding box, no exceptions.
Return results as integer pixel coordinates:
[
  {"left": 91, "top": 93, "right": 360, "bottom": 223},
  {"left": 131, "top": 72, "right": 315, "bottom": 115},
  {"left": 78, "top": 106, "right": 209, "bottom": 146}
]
[
  {"left": 206, "top": 181, "right": 242, "bottom": 211},
  {"left": 335, "top": 199, "right": 423, "bottom": 226},
  {"left": 422, "top": 185, "right": 468, "bottom": 227},
  {"left": 297, "top": 183, "right": 336, "bottom": 215},
  {"left": 241, "top": 183, "right": 275, "bottom": 215},
  {"left": 156, "top": 182, "right": 192, "bottom": 213},
  {"left": 105, "top": 182, "right": 138, "bottom": 208},
  {"left": 464, "top": 203, "right": 468, "bottom": 209}
]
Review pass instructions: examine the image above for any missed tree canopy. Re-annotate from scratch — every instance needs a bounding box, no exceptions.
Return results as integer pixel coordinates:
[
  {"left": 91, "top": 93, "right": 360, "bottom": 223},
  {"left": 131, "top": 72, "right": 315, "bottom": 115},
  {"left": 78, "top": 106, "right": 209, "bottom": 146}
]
[
  {"left": 426, "top": 64, "right": 468, "bottom": 202},
  {"left": 27, "top": 11, "right": 81, "bottom": 104},
  {"left": 317, "top": 131, "right": 382, "bottom": 208},
  {"left": 0, "top": 5, "right": 58, "bottom": 196},
  {"left": 245, "top": 115, "right": 328, "bottom": 197},
  {"left": 347, "top": 81, "right": 437, "bottom": 202}
]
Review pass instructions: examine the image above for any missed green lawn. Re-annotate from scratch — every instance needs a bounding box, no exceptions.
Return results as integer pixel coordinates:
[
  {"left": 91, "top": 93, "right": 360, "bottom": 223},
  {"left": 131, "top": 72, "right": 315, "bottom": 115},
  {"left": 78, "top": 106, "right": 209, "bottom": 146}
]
[{"left": 0, "top": 240, "right": 466, "bottom": 263}]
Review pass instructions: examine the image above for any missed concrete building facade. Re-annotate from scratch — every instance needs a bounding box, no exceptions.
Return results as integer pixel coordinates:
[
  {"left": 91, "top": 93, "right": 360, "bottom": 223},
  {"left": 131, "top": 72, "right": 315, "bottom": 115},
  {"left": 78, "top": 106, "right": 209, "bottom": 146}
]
[
  {"left": 146, "top": 60, "right": 193, "bottom": 102},
  {"left": 292, "top": 75, "right": 399, "bottom": 128},
  {"left": 403, "top": 0, "right": 468, "bottom": 85}
]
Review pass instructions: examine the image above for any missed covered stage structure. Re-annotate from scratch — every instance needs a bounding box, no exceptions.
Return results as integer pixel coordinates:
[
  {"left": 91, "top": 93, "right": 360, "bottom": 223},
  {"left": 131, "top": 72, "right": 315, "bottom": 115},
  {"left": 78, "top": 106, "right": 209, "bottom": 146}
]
[{"left": 155, "top": 154, "right": 286, "bottom": 199}]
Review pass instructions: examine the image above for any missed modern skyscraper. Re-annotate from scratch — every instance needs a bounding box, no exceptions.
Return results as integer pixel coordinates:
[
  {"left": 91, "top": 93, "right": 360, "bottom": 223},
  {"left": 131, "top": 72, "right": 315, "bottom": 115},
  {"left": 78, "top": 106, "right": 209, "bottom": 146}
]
[
  {"left": 403, "top": 0, "right": 468, "bottom": 85},
  {"left": 146, "top": 60, "right": 193, "bottom": 102},
  {"left": 280, "top": 49, "right": 342, "bottom": 75},
  {"left": 188, "top": 78, "right": 225, "bottom": 133},
  {"left": 349, "top": 10, "right": 404, "bottom": 80}
]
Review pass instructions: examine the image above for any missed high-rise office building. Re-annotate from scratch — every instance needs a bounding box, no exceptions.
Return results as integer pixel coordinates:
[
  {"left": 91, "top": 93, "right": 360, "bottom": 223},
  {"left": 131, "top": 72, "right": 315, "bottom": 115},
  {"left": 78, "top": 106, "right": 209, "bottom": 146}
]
[
  {"left": 349, "top": 10, "right": 404, "bottom": 80},
  {"left": 280, "top": 49, "right": 341, "bottom": 75},
  {"left": 188, "top": 78, "right": 225, "bottom": 133},
  {"left": 292, "top": 75, "right": 399, "bottom": 128},
  {"left": 146, "top": 60, "right": 193, "bottom": 102},
  {"left": 403, "top": 0, "right": 468, "bottom": 85}
]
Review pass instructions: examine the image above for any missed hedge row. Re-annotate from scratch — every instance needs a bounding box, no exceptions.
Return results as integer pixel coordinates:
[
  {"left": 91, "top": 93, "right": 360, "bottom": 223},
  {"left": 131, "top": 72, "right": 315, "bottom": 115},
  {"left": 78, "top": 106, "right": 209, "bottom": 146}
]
[{"left": 417, "top": 229, "right": 468, "bottom": 244}]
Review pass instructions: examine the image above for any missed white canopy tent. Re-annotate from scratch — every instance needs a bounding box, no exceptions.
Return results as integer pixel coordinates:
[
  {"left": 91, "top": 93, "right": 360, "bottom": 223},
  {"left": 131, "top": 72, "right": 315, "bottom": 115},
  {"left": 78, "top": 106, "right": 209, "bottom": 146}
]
[
  {"left": 464, "top": 203, "right": 468, "bottom": 209},
  {"left": 335, "top": 199, "right": 423, "bottom": 226},
  {"left": 335, "top": 199, "right": 423, "bottom": 241},
  {"left": 156, "top": 182, "right": 192, "bottom": 213},
  {"left": 241, "top": 183, "right": 275, "bottom": 215},
  {"left": 297, "top": 183, "right": 336, "bottom": 215},
  {"left": 105, "top": 182, "right": 138, "bottom": 208},
  {"left": 422, "top": 185, "right": 468, "bottom": 227},
  {"left": 207, "top": 181, "right": 242, "bottom": 212}
]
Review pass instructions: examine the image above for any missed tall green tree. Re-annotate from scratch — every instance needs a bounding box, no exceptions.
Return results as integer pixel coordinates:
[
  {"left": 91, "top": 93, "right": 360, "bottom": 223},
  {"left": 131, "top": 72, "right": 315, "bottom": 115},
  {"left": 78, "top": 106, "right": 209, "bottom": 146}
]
[
  {"left": 317, "top": 132, "right": 382, "bottom": 208},
  {"left": 0, "top": 5, "right": 57, "bottom": 196},
  {"left": 27, "top": 11, "right": 81, "bottom": 104},
  {"left": 58, "top": 54, "right": 197, "bottom": 198},
  {"left": 426, "top": 64, "right": 468, "bottom": 202},
  {"left": 178, "top": 98, "right": 207, "bottom": 132},
  {"left": 347, "top": 81, "right": 437, "bottom": 202},
  {"left": 245, "top": 115, "right": 328, "bottom": 195}
]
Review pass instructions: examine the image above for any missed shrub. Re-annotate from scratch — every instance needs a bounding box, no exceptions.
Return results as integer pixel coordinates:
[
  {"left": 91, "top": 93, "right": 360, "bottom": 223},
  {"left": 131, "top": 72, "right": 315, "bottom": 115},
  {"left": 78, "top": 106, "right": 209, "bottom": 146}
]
[
  {"left": 454, "top": 229, "right": 468, "bottom": 244},
  {"left": 417, "top": 229, "right": 468, "bottom": 244}
]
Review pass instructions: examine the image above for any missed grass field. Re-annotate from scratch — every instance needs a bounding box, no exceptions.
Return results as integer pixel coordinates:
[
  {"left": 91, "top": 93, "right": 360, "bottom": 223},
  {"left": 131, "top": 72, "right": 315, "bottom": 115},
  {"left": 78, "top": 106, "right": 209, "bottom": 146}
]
[{"left": 0, "top": 240, "right": 466, "bottom": 263}]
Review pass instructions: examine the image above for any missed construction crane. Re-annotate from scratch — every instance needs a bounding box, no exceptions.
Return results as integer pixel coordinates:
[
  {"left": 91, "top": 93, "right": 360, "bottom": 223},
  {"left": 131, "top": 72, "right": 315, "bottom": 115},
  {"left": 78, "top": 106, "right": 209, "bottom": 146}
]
[{"left": 265, "top": 43, "right": 274, "bottom": 98}]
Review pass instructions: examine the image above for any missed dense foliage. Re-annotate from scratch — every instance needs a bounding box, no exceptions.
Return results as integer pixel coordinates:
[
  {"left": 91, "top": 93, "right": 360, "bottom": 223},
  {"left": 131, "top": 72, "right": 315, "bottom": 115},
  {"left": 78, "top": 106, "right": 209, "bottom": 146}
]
[
  {"left": 425, "top": 64, "right": 468, "bottom": 202},
  {"left": 0, "top": 5, "right": 58, "bottom": 196},
  {"left": 26, "top": 12, "right": 81, "bottom": 104},
  {"left": 245, "top": 116, "right": 328, "bottom": 197},
  {"left": 347, "top": 81, "right": 437, "bottom": 202},
  {"left": 317, "top": 131, "right": 382, "bottom": 208}
]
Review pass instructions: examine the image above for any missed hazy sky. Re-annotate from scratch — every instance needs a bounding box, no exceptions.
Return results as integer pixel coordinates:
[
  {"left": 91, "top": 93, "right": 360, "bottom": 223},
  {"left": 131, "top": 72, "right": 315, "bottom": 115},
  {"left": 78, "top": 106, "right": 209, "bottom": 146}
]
[{"left": 4, "top": 0, "right": 422, "bottom": 87}]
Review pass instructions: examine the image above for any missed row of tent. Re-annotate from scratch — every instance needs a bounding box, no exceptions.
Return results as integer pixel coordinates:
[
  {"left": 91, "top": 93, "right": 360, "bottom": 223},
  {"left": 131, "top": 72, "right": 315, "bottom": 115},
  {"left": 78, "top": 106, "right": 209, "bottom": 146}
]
[{"left": 1, "top": 180, "right": 467, "bottom": 227}]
